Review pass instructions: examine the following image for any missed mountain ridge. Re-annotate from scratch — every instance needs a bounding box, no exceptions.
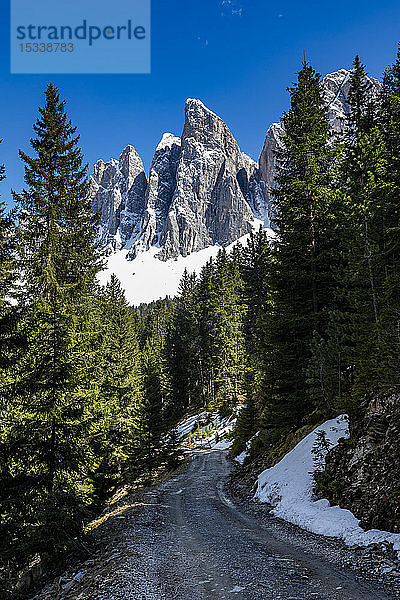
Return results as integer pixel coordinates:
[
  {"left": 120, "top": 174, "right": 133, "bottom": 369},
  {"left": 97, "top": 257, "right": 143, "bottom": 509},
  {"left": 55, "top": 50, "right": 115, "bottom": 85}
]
[{"left": 90, "top": 68, "right": 381, "bottom": 289}]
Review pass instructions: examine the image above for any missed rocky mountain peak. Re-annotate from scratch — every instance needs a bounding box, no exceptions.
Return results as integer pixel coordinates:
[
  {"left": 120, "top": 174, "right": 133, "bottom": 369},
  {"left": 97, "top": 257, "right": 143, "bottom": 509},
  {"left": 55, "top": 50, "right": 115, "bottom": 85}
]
[
  {"left": 322, "top": 68, "right": 381, "bottom": 132},
  {"left": 127, "top": 133, "right": 182, "bottom": 259},
  {"left": 89, "top": 68, "right": 382, "bottom": 262},
  {"left": 88, "top": 145, "right": 147, "bottom": 252},
  {"left": 158, "top": 98, "right": 261, "bottom": 259},
  {"left": 156, "top": 132, "right": 181, "bottom": 151}
]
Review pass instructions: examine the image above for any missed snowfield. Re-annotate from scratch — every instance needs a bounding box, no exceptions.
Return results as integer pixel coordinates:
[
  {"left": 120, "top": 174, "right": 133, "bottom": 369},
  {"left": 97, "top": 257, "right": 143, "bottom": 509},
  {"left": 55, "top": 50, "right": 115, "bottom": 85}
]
[
  {"left": 255, "top": 415, "right": 400, "bottom": 557},
  {"left": 98, "top": 226, "right": 272, "bottom": 305}
]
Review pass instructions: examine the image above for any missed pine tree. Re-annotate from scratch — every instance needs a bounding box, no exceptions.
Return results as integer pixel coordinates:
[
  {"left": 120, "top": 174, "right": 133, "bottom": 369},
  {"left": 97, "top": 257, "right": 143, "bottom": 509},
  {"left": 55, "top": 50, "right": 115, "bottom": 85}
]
[
  {"left": 167, "top": 269, "right": 203, "bottom": 415},
  {"left": 0, "top": 143, "right": 16, "bottom": 372},
  {"left": 134, "top": 300, "right": 172, "bottom": 477},
  {"left": 348, "top": 55, "right": 375, "bottom": 134},
  {"left": 196, "top": 259, "right": 219, "bottom": 406},
  {"left": 97, "top": 274, "right": 143, "bottom": 487},
  {"left": 353, "top": 46, "right": 400, "bottom": 394},
  {"left": 0, "top": 150, "right": 14, "bottom": 313},
  {"left": 0, "top": 84, "right": 103, "bottom": 565},
  {"left": 264, "top": 60, "right": 339, "bottom": 434},
  {"left": 241, "top": 229, "right": 272, "bottom": 362},
  {"left": 340, "top": 56, "right": 391, "bottom": 400},
  {"left": 211, "top": 248, "right": 246, "bottom": 409}
]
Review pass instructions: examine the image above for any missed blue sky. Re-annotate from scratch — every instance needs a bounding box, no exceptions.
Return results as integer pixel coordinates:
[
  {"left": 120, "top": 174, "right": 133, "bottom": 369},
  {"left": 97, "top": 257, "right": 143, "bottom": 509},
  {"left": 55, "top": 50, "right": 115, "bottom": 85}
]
[{"left": 2, "top": 0, "right": 400, "bottom": 208}]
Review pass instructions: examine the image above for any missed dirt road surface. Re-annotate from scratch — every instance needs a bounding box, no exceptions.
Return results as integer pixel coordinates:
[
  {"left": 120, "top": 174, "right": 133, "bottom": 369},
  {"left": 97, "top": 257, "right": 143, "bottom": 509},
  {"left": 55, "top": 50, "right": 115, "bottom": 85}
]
[{"left": 54, "top": 450, "right": 399, "bottom": 600}]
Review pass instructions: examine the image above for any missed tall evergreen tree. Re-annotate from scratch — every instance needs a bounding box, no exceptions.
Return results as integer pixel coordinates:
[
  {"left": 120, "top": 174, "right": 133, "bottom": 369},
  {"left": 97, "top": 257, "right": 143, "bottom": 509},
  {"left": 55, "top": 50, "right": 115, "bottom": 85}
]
[
  {"left": 97, "top": 274, "right": 143, "bottom": 486},
  {"left": 210, "top": 248, "right": 246, "bottom": 409},
  {"left": 167, "top": 269, "right": 203, "bottom": 414},
  {"left": 136, "top": 313, "right": 170, "bottom": 476},
  {"left": 264, "top": 60, "right": 339, "bottom": 434},
  {"left": 0, "top": 149, "right": 14, "bottom": 312},
  {"left": 339, "top": 56, "right": 391, "bottom": 400},
  {"left": 0, "top": 143, "right": 16, "bottom": 371},
  {"left": 353, "top": 46, "right": 400, "bottom": 394},
  {"left": 348, "top": 55, "right": 375, "bottom": 134},
  {"left": 0, "top": 84, "right": 103, "bottom": 566}
]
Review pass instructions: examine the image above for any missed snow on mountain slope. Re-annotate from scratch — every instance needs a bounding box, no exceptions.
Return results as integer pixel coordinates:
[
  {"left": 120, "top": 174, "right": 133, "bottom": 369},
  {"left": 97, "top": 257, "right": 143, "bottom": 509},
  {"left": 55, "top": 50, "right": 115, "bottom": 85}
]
[
  {"left": 255, "top": 415, "right": 400, "bottom": 557},
  {"left": 98, "top": 223, "right": 271, "bottom": 305}
]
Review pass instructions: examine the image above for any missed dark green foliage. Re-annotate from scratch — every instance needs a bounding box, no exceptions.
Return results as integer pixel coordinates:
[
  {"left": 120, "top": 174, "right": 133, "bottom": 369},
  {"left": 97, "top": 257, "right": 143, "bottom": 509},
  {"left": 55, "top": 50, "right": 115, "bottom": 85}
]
[
  {"left": 347, "top": 55, "right": 376, "bottom": 134},
  {"left": 0, "top": 143, "right": 17, "bottom": 375},
  {"left": 4, "top": 46, "right": 400, "bottom": 597},
  {"left": 0, "top": 85, "right": 104, "bottom": 580},
  {"left": 167, "top": 269, "right": 203, "bottom": 414},
  {"left": 0, "top": 155, "right": 14, "bottom": 312},
  {"left": 166, "top": 249, "right": 248, "bottom": 415},
  {"left": 95, "top": 274, "right": 144, "bottom": 487},
  {"left": 264, "top": 61, "right": 340, "bottom": 433}
]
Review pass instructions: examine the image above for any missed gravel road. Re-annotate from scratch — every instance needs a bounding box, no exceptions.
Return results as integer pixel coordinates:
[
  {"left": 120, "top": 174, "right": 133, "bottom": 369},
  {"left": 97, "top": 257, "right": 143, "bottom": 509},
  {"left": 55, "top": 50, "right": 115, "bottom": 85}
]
[{"left": 60, "top": 449, "right": 398, "bottom": 600}]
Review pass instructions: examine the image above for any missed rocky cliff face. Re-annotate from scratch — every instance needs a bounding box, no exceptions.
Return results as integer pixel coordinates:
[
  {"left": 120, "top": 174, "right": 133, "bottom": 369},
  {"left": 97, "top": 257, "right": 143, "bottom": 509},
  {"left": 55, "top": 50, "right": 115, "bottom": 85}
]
[
  {"left": 258, "top": 69, "right": 381, "bottom": 220},
  {"left": 88, "top": 145, "right": 147, "bottom": 253},
  {"left": 90, "top": 99, "right": 267, "bottom": 260},
  {"left": 159, "top": 99, "right": 261, "bottom": 259},
  {"left": 322, "top": 394, "right": 400, "bottom": 533},
  {"left": 127, "top": 133, "right": 181, "bottom": 259},
  {"left": 89, "top": 69, "right": 382, "bottom": 259}
]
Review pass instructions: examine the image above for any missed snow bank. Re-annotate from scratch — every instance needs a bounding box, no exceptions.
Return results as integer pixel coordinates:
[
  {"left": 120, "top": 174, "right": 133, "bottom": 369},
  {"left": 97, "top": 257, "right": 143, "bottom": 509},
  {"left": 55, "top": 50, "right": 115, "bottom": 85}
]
[
  {"left": 176, "top": 412, "right": 209, "bottom": 440},
  {"left": 255, "top": 415, "right": 400, "bottom": 557}
]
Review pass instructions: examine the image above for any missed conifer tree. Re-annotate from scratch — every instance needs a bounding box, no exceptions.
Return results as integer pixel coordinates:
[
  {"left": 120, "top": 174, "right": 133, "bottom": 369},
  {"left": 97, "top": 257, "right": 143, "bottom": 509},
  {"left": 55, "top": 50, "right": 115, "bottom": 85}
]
[
  {"left": 264, "top": 60, "right": 339, "bottom": 433},
  {"left": 196, "top": 259, "right": 219, "bottom": 406},
  {"left": 210, "top": 248, "right": 246, "bottom": 408},
  {"left": 167, "top": 269, "right": 202, "bottom": 414},
  {"left": 0, "top": 145, "right": 16, "bottom": 370},
  {"left": 348, "top": 55, "right": 375, "bottom": 134},
  {"left": 0, "top": 151, "right": 14, "bottom": 313},
  {"left": 97, "top": 274, "right": 143, "bottom": 485},
  {"left": 339, "top": 56, "right": 391, "bottom": 400},
  {"left": 0, "top": 84, "right": 103, "bottom": 563},
  {"left": 353, "top": 46, "right": 400, "bottom": 394},
  {"left": 134, "top": 300, "right": 172, "bottom": 475},
  {"left": 241, "top": 229, "right": 273, "bottom": 382}
]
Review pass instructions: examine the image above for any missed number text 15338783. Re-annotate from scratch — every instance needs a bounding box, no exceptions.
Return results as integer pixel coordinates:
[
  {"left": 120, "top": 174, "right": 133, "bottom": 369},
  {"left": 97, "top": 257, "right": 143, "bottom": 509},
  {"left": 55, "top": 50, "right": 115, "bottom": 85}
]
[{"left": 19, "top": 43, "right": 74, "bottom": 53}]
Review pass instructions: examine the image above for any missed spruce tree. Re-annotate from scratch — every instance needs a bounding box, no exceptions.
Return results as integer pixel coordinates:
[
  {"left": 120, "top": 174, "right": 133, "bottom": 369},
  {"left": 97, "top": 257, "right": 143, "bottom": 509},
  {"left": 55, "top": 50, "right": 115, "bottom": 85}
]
[
  {"left": 340, "top": 56, "right": 390, "bottom": 400},
  {"left": 0, "top": 150, "right": 14, "bottom": 312},
  {"left": 210, "top": 248, "right": 246, "bottom": 409},
  {"left": 264, "top": 60, "right": 339, "bottom": 434},
  {"left": 97, "top": 274, "right": 143, "bottom": 486},
  {"left": 0, "top": 84, "right": 103, "bottom": 564},
  {"left": 167, "top": 269, "right": 202, "bottom": 415},
  {"left": 196, "top": 259, "right": 219, "bottom": 406},
  {"left": 0, "top": 144, "right": 16, "bottom": 370},
  {"left": 134, "top": 300, "right": 172, "bottom": 476},
  {"left": 354, "top": 46, "right": 400, "bottom": 393},
  {"left": 348, "top": 55, "right": 375, "bottom": 134}
]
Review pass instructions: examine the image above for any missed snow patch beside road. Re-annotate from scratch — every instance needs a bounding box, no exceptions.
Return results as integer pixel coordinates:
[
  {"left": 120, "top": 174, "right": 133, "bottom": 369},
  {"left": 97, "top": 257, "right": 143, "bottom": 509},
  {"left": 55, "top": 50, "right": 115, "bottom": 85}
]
[{"left": 255, "top": 415, "right": 400, "bottom": 557}]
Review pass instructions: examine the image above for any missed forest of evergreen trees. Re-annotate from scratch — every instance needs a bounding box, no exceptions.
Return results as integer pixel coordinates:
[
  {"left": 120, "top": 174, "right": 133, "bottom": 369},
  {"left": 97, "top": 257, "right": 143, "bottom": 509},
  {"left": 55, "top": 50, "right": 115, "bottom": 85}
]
[{"left": 2, "top": 46, "right": 400, "bottom": 596}]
